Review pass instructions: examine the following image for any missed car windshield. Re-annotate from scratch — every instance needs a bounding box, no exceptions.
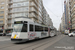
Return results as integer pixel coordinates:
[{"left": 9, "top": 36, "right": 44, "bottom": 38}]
[
  {"left": 13, "top": 24, "right": 23, "bottom": 32},
  {"left": 73, "top": 32, "right": 75, "bottom": 33}
]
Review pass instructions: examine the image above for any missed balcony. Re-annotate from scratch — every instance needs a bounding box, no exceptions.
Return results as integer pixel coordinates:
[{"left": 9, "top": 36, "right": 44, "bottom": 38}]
[
  {"left": 8, "top": 6, "right": 12, "bottom": 9},
  {"left": 30, "top": 7, "right": 38, "bottom": 15},
  {"left": 8, "top": 10, "right": 12, "bottom": 14},
  {"left": 7, "top": 21, "right": 12, "bottom": 24},
  {"left": 9, "top": 0, "right": 13, "bottom": 4},
  {"left": 29, "top": 13, "right": 38, "bottom": 19},
  {"left": 33, "top": 0, "right": 38, "bottom": 6},
  {"left": 8, "top": 16, "right": 12, "bottom": 19},
  {"left": 8, "top": 26, "right": 13, "bottom": 29},
  {"left": 30, "top": 2, "right": 38, "bottom": 10}
]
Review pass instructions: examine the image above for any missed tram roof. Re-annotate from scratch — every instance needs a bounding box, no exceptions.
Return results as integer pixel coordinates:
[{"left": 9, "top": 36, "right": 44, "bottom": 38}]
[{"left": 14, "top": 18, "right": 34, "bottom": 22}]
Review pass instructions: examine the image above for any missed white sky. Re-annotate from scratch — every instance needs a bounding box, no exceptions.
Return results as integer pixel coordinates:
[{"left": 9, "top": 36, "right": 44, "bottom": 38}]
[{"left": 43, "top": 0, "right": 64, "bottom": 30}]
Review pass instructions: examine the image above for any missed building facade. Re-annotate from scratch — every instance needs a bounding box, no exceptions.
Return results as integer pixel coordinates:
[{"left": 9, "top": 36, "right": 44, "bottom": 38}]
[
  {"left": 65, "top": 0, "right": 75, "bottom": 32},
  {"left": 60, "top": 0, "right": 75, "bottom": 32},
  {"left": 69, "top": 0, "right": 75, "bottom": 32},
  {"left": 60, "top": 0, "right": 71, "bottom": 32},
  {"left": 0, "top": 0, "right": 8, "bottom": 33},
  {"left": 0, "top": 0, "right": 53, "bottom": 33}
]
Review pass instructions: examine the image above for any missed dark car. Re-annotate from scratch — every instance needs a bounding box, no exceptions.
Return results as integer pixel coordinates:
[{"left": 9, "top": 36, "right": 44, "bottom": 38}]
[{"left": 3, "top": 33, "right": 6, "bottom": 36}]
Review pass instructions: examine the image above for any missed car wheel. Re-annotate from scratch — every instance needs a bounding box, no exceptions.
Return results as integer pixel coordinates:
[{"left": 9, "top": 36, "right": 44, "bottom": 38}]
[{"left": 70, "top": 35, "right": 73, "bottom": 37}]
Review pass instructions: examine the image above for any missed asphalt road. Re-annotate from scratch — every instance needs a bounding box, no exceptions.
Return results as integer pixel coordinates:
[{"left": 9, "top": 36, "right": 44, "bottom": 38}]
[{"left": 0, "top": 33, "right": 75, "bottom": 50}]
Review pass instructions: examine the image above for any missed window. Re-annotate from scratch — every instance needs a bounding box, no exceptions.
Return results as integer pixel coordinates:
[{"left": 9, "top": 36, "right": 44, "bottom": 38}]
[
  {"left": 1, "top": 2, "right": 4, "bottom": 4},
  {"left": 73, "top": 32, "right": 75, "bottom": 33},
  {"left": 12, "top": 7, "right": 29, "bottom": 12},
  {"left": 0, "top": 21, "right": 3, "bottom": 23},
  {"left": 13, "top": 24, "right": 23, "bottom": 32},
  {"left": 0, "top": 11, "right": 4, "bottom": 14},
  {"left": 1, "top": 6, "right": 4, "bottom": 9},
  {"left": 21, "top": 24, "right": 27, "bottom": 32},
  {"left": 30, "top": 24, "right": 33, "bottom": 31},
  {"left": 13, "top": 2, "right": 29, "bottom": 7},
  {"left": 12, "top": 13, "right": 28, "bottom": 18},
  {"left": 13, "top": 0, "right": 29, "bottom": 2},
  {"left": 45, "top": 27, "right": 48, "bottom": 31},
  {"left": 35, "top": 25, "right": 43, "bottom": 31},
  {"left": 0, "top": 16, "right": 3, "bottom": 18},
  {"left": 39, "top": 26, "right": 43, "bottom": 31},
  {"left": 35, "top": 25, "right": 39, "bottom": 31}
]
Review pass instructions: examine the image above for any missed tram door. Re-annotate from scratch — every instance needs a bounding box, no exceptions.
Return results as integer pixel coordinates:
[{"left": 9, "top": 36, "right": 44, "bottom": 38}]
[{"left": 48, "top": 28, "right": 50, "bottom": 36}]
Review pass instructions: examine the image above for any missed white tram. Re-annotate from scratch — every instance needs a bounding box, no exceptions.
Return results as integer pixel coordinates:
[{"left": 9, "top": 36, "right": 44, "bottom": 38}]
[{"left": 11, "top": 18, "right": 56, "bottom": 42}]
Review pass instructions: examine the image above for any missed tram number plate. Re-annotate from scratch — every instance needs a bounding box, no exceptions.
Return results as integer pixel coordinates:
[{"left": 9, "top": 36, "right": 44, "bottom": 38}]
[{"left": 14, "top": 35, "right": 17, "bottom": 39}]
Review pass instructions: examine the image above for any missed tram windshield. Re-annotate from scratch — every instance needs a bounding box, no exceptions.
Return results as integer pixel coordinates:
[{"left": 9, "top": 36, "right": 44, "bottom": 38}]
[{"left": 13, "top": 24, "right": 23, "bottom": 32}]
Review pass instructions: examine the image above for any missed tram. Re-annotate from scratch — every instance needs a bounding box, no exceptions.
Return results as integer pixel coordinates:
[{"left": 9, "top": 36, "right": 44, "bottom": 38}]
[{"left": 11, "top": 18, "right": 56, "bottom": 42}]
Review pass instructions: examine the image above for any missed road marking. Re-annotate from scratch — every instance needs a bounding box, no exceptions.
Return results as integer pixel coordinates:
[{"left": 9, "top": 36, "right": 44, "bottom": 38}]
[
  {"left": 0, "top": 37, "right": 10, "bottom": 42},
  {"left": 35, "top": 35, "right": 65, "bottom": 50},
  {"left": 0, "top": 39, "right": 10, "bottom": 42}
]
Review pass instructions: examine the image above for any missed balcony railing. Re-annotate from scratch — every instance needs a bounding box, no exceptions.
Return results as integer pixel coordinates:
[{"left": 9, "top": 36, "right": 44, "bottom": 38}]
[
  {"left": 8, "top": 26, "right": 13, "bottom": 29},
  {"left": 8, "top": 16, "right": 12, "bottom": 18},
  {"left": 9, "top": 0, "right": 13, "bottom": 4},
  {"left": 9, "top": 6, "right": 12, "bottom": 8},
  {"left": 8, "top": 21, "right": 12, "bottom": 23},
  {"left": 29, "top": 13, "right": 38, "bottom": 19},
  {"left": 30, "top": 2, "right": 38, "bottom": 10}
]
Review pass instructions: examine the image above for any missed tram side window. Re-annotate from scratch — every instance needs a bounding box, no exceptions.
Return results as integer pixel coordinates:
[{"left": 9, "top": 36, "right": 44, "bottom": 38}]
[
  {"left": 35, "top": 25, "right": 39, "bottom": 31},
  {"left": 45, "top": 27, "right": 48, "bottom": 31},
  {"left": 29, "top": 24, "right": 33, "bottom": 31},
  {"left": 39, "top": 26, "right": 43, "bottom": 31},
  {"left": 21, "top": 24, "right": 27, "bottom": 32},
  {"left": 35, "top": 25, "right": 43, "bottom": 31}
]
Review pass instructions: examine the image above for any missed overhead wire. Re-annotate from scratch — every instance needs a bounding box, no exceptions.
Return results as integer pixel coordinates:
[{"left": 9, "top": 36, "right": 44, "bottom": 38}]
[{"left": 43, "top": 4, "right": 60, "bottom": 17}]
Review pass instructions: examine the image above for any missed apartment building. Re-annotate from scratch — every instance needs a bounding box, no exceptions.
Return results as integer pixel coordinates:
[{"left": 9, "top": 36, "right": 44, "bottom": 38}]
[
  {"left": 65, "top": 0, "right": 75, "bottom": 32},
  {"left": 46, "top": 15, "right": 53, "bottom": 26},
  {"left": 0, "top": 0, "right": 53, "bottom": 33},
  {"left": 60, "top": 0, "right": 75, "bottom": 32},
  {"left": 0, "top": 0, "right": 8, "bottom": 33},
  {"left": 69, "top": 0, "right": 75, "bottom": 32},
  {"left": 60, "top": 0, "right": 71, "bottom": 32},
  {"left": 6, "top": 0, "right": 42, "bottom": 32},
  {"left": 61, "top": 13, "right": 66, "bottom": 32},
  {"left": 42, "top": 7, "right": 53, "bottom": 26}
]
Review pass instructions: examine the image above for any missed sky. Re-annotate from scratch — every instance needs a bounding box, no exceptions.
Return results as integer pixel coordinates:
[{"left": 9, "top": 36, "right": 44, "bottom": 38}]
[{"left": 43, "top": 0, "right": 64, "bottom": 30}]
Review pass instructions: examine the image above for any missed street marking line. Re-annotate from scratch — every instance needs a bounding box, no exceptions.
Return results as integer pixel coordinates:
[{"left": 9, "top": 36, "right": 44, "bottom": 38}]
[
  {"left": 35, "top": 35, "right": 66, "bottom": 50},
  {"left": 22, "top": 35, "right": 65, "bottom": 50},
  {"left": 0, "top": 39, "right": 10, "bottom": 42}
]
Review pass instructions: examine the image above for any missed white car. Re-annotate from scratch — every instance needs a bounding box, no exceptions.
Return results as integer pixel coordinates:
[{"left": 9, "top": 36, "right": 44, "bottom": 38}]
[
  {"left": 68, "top": 31, "right": 75, "bottom": 37},
  {"left": 6, "top": 33, "right": 12, "bottom": 36},
  {"left": 0, "top": 33, "right": 3, "bottom": 36}
]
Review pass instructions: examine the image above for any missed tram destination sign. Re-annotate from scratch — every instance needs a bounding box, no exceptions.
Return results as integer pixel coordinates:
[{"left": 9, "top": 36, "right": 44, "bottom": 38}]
[
  {"left": 14, "top": 21, "right": 23, "bottom": 24},
  {"left": 14, "top": 21, "right": 27, "bottom": 24}
]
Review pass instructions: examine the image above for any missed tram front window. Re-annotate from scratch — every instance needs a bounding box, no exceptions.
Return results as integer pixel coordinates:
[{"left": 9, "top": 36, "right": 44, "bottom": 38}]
[{"left": 13, "top": 24, "right": 23, "bottom": 32}]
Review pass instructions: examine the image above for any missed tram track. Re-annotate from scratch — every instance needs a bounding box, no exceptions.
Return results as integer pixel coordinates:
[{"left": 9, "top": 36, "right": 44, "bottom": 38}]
[
  {"left": 0, "top": 37, "right": 51, "bottom": 50},
  {"left": 0, "top": 35, "right": 64, "bottom": 50},
  {"left": 32, "top": 35, "right": 65, "bottom": 50},
  {"left": 0, "top": 36, "right": 54, "bottom": 50},
  {"left": 20, "top": 35, "right": 64, "bottom": 50},
  {"left": 20, "top": 37, "right": 53, "bottom": 50}
]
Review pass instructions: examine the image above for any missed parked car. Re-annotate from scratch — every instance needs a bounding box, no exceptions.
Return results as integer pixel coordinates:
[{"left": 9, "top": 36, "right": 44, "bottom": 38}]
[
  {"left": 6, "top": 33, "right": 12, "bottom": 36},
  {"left": 65, "top": 30, "right": 69, "bottom": 35},
  {"left": 0, "top": 33, "right": 3, "bottom": 36},
  {"left": 68, "top": 31, "right": 75, "bottom": 37},
  {"left": 3, "top": 33, "right": 6, "bottom": 36}
]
